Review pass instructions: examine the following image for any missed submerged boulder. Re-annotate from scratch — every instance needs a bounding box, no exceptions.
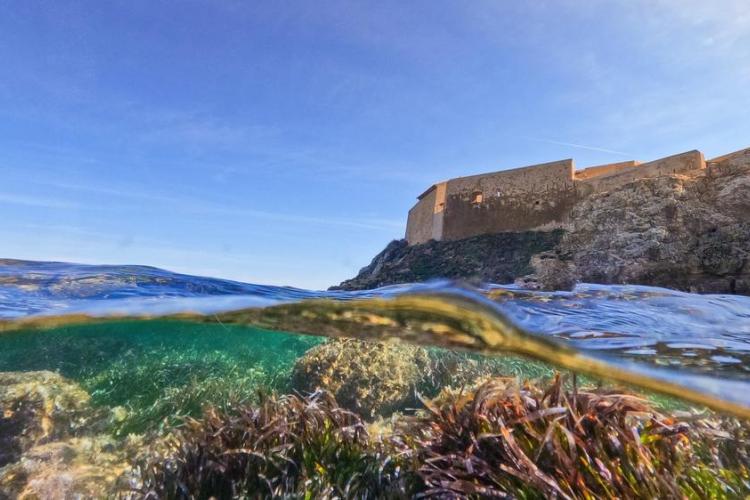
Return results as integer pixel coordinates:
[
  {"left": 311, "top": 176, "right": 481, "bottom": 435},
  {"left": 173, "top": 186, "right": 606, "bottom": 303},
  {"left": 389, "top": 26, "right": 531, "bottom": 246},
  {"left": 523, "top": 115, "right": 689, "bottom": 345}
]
[
  {"left": 0, "top": 371, "right": 93, "bottom": 468},
  {"left": 0, "top": 435, "right": 135, "bottom": 500},
  {"left": 291, "top": 339, "right": 431, "bottom": 419},
  {"left": 0, "top": 437, "right": 119, "bottom": 500}
]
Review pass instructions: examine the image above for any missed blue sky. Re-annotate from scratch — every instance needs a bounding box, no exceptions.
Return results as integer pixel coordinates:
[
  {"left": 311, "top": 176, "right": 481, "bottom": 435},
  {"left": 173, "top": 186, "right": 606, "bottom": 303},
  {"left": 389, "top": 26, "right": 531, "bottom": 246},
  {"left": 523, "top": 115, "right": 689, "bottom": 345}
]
[{"left": 1, "top": 1, "right": 749, "bottom": 289}]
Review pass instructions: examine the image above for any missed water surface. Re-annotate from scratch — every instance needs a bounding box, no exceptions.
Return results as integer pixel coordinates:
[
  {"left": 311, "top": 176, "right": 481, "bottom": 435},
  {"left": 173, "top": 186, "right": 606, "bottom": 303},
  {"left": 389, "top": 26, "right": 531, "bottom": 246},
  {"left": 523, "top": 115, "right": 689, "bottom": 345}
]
[{"left": 2, "top": 259, "right": 750, "bottom": 497}]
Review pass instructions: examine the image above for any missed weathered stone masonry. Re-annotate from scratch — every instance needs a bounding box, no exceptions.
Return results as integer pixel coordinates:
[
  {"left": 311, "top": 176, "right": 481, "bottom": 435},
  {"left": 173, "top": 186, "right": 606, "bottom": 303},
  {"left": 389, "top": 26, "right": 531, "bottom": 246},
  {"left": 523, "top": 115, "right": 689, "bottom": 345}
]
[{"left": 404, "top": 147, "right": 738, "bottom": 245}]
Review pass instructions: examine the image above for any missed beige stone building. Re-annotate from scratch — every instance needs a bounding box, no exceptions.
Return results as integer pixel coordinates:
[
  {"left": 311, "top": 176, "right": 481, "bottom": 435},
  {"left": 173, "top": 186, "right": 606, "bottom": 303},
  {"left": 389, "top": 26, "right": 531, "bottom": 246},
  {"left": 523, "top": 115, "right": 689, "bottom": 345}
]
[{"left": 405, "top": 146, "right": 749, "bottom": 245}]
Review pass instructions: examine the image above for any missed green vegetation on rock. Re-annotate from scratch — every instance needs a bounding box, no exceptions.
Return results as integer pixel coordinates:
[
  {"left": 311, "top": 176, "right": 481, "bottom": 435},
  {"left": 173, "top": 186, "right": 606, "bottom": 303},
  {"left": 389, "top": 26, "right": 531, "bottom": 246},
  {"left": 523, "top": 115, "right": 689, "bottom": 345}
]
[{"left": 0, "top": 321, "right": 322, "bottom": 436}]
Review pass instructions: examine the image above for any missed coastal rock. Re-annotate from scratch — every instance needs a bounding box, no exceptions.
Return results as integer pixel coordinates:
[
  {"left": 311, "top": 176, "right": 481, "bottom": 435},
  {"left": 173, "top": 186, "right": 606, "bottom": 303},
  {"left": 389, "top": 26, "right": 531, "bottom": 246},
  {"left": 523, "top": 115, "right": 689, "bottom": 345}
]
[
  {"left": 518, "top": 251, "right": 577, "bottom": 291},
  {"left": 559, "top": 162, "right": 750, "bottom": 294},
  {"left": 291, "top": 339, "right": 430, "bottom": 419},
  {"left": 333, "top": 231, "right": 564, "bottom": 291},
  {"left": 337, "top": 153, "right": 750, "bottom": 295},
  {"left": 0, "top": 371, "right": 93, "bottom": 467}
]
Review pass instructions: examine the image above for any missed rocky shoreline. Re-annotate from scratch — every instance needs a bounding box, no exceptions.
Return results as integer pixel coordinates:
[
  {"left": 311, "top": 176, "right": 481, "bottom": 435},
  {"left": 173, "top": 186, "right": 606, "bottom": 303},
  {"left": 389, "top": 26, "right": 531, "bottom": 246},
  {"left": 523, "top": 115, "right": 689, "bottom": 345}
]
[
  {"left": 332, "top": 230, "right": 564, "bottom": 291},
  {"left": 335, "top": 151, "right": 750, "bottom": 295}
]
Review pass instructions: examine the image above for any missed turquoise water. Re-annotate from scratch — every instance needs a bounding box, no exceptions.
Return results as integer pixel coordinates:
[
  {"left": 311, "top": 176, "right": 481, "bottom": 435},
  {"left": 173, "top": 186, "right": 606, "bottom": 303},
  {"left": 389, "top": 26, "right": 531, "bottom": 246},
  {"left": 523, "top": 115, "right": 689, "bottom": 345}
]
[{"left": 2, "top": 259, "right": 750, "bottom": 497}]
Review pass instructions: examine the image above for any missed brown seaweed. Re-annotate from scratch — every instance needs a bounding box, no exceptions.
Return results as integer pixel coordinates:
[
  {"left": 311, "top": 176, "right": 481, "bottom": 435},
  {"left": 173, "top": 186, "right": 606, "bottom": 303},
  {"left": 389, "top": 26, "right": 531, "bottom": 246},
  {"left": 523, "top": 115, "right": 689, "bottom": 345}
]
[
  {"left": 133, "top": 376, "right": 750, "bottom": 499},
  {"left": 134, "top": 390, "right": 406, "bottom": 499},
  {"left": 394, "top": 375, "right": 749, "bottom": 498}
]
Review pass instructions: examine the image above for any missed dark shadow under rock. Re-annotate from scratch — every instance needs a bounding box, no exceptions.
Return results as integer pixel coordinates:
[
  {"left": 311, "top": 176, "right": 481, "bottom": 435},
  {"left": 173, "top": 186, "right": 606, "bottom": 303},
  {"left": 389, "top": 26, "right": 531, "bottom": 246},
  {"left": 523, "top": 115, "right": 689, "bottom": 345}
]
[{"left": 0, "top": 371, "right": 94, "bottom": 468}]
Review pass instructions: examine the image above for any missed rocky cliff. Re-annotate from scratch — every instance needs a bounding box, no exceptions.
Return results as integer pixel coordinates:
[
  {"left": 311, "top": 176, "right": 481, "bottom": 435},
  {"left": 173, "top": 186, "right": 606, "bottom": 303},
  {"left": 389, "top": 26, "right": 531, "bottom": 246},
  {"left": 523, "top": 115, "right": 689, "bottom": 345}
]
[
  {"left": 552, "top": 157, "right": 750, "bottom": 294},
  {"left": 336, "top": 152, "right": 750, "bottom": 294},
  {"left": 332, "top": 231, "right": 563, "bottom": 290}
]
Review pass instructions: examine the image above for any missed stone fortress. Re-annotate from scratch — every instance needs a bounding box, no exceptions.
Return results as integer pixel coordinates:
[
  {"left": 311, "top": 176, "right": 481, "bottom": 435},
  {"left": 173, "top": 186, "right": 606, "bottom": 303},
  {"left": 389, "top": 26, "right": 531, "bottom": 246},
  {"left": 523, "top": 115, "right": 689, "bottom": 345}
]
[{"left": 406, "top": 146, "right": 750, "bottom": 245}]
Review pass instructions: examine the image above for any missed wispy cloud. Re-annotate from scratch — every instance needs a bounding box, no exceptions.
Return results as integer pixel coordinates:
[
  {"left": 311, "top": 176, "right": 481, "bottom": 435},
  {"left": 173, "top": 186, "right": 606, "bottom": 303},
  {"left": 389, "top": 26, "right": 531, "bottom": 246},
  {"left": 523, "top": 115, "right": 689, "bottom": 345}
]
[
  {"left": 200, "top": 206, "right": 404, "bottom": 231},
  {"left": 0, "top": 193, "right": 81, "bottom": 209},
  {"left": 5, "top": 178, "right": 404, "bottom": 232},
  {"left": 134, "top": 109, "right": 281, "bottom": 152},
  {"left": 521, "top": 136, "right": 632, "bottom": 157}
]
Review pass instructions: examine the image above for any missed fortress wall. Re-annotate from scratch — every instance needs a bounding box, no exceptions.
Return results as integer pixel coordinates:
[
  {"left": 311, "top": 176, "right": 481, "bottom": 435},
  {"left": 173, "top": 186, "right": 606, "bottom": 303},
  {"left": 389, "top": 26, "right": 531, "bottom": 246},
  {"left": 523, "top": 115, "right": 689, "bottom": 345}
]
[
  {"left": 442, "top": 159, "right": 577, "bottom": 240},
  {"left": 405, "top": 187, "right": 437, "bottom": 245},
  {"left": 580, "top": 150, "right": 705, "bottom": 194},
  {"left": 431, "top": 182, "right": 447, "bottom": 240},
  {"left": 445, "top": 159, "right": 575, "bottom": 196},
  {"left": 574, "top": 160, "right": 640, "bottom": 180},
  {"left": 405, "top": 147, "right": 739, "bottom": 245},
  {"left": 707, "top": 147, "right": 750, "bottom": 175},
  {"left": 638, "top": 149, "right": 705, "bottom": 175},
  {"left": 405, "top": 182, "right": 447, "bottom": 244}
]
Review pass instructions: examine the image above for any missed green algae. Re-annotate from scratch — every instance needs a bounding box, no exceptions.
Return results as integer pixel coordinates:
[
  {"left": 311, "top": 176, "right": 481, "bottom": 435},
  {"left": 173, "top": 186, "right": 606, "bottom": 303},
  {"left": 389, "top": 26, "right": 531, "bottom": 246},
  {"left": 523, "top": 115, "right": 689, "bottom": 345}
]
[{"left": 0, "top": 321, "right": 322, "bottom": 436}]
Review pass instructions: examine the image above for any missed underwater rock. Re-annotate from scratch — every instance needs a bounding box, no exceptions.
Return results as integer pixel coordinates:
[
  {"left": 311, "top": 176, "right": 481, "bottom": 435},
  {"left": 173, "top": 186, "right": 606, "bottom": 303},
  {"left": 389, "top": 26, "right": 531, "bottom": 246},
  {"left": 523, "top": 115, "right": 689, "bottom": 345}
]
[
  {"left": 291, "top": 338, "right": 431, "bottom": 419},
  {"left": 0, "top": 371, "right": 93, "bottom": 467},
  {"left": 0, "top": 435, "right": 137, "bottom": 499}
]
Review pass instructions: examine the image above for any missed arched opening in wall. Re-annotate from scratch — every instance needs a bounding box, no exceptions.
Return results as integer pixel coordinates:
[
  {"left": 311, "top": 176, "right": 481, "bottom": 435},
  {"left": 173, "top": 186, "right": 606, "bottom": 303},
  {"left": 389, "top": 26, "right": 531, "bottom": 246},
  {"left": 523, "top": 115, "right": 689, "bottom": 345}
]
[{"left": 471, "top": 191, "right": 483, "bottom": 205}]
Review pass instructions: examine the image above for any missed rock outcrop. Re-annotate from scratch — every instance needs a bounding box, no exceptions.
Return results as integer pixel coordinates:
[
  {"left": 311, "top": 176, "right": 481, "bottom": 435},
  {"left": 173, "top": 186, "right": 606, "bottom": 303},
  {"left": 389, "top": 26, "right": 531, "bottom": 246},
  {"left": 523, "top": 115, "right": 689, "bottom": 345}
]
[
  {"left": 0, "top": 371, "right": 148, "bottom": 499},
  {"left": 0, "top": 435, "right": 135, "bottom": 499},
  {"left": 291, "top": 339, "right": 431, "bottom": 419},
  {"left": 557, "top": 159, "right": 750, "bottom": 294},
  {"left": 332, "top": 231, "right": 563, "bottom": 291},
  {"left": 0, "top": 371, "right": 94, "bottom": 468},
  {"left": 336, "top": 151, "right": 750, "bottom": 295}
]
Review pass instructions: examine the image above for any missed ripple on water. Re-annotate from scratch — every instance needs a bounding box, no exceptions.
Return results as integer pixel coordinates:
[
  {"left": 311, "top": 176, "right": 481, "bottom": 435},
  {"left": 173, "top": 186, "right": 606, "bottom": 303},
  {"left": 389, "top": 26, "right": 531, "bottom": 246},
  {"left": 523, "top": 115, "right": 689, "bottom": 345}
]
[{"left": 1, "top": 262, "right": 750, "bottom": 416}]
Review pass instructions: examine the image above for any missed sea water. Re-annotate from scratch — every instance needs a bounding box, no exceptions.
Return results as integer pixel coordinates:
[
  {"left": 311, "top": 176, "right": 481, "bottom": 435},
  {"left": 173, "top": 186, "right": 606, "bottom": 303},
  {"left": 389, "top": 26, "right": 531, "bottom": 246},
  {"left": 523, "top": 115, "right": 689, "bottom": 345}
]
[{"left": 1, "top": 259, "right": 750, "bottom": 498}]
